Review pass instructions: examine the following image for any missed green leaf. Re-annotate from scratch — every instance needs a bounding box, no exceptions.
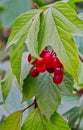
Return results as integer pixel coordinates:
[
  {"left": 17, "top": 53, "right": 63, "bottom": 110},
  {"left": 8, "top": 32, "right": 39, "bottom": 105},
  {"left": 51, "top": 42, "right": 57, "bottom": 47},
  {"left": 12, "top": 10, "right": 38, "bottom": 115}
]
[
  {"left": 0, "top": 111, "right": 22, "bottom": 130},
  {"left": 65, "top": 0, "right": 83, "bottom": 9},
  {"left": 8, "top": 10, "right": 41, "bottom": 84},
  {"left": 10, "top": 38, "right": 32, "bottom": 86},
  {"left": 22, "top": 109, "right": 70, "bottom": 130},
  {"left": 22, "top": 71, "right": 74, "bottom": 119},
  {"left": 22, "top": 75, "right": 35, "bottom": 101},
  {"left": 25, "top": 13, "right": 41, "bottom": 58},
  {"left": 36, "top": 73, "right": 61, "bottom": 120},
  {"left": 20, "top": 52, "right": 32, "bottom": 86},
  {"left": 22, "top": 109, "right": 43, "bottom": 130},
  {"left": 0, "top": 69, "right": 13, "bottom": 101},
  {"left": 38, "top": 2, "right": 82, "bottom": 82},
  {"left": 52, "top": 2, "right": 82, "bottom": 82},
  {"left": 74, "top": 13, "right": 83, "bottom": 55},
  {"left": 8, "top": 1, "right": 83, "bottom": 83},
  {"left": 33, "top": 0, "right": 45, "bottom": 7},
  {"left": 22, "top": 72, "right": 74, "bottom": 100},
  {"left": 78, "top": 62, "right": 83, "bottom": 85},
  {"left": 50, "top": 112, "right": 70, "bottom": 130},
  {"left": 68, "top": 0, "right": 83, "bottom": 5},
  {"left": 68, "top": 2, "right": 76, "bottom": 9},
  {"left": 58, "top": 96, "right": 79, "bottom": 114},
  {"left": 59, "top": 96, "right": 83, "bottom": 128},
  {"left": 38, "top": 9, "right": 55, "bottom": 53},
  {"left": 6, "top": 9, "right": 42, "bottom": 49},
  {"left": 78, "top": 95, "right": 83, "bottom": 108},
  {"left": 10, "top": 35, "right": 25, "bottom": 85},
  {"left": 78, "top": 115, "right": 83, "bottom": 130},
  {"left": 74, "top": 36, "right": 83, "bottom": 55},
  {"left": 59, "top": 72, "right": 74, "bottom": 96},
  {"left": 79, "top": 13, "right": 83, "bottom": 19},
  {"left": 22, "top": 73, "right": 61, "bottom": 119},
  {"left": 68, "top": 0, "right": 83, "bottom": 2},
  {"left": 64, "top": 107, "right": 81, "bottom": 127}
]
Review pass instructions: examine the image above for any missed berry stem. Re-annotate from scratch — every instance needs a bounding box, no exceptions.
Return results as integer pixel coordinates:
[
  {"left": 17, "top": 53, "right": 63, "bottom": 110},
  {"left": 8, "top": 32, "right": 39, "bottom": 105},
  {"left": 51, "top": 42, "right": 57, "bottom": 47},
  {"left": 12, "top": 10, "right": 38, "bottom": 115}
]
[
  {"left": 34, "top": 98, "right": 38, "bottom": 109},
  {"left": 22, "top": 98, "right": 37, "bottom": 112}
]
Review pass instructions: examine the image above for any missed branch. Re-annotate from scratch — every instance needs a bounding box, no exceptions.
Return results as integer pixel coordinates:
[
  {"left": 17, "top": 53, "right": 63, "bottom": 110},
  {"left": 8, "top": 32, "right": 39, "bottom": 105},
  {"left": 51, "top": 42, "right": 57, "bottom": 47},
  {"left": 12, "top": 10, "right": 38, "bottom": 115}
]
[
  {"left": 34, "top": 98, "right": 38, "bottom": 108},
  {"left": 22, "top": 101, "right": 35, "bottom": 112},
  {"left": 22, "top": 98, "right": 38, "bottom": 112}
]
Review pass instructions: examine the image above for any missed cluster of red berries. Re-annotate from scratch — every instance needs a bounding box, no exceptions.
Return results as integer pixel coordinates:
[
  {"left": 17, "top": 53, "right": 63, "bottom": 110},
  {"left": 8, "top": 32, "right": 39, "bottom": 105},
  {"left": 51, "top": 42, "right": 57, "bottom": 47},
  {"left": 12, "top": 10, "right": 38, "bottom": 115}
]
[{"left": 27, "top": 49, "right": 64, "bottom": 84}]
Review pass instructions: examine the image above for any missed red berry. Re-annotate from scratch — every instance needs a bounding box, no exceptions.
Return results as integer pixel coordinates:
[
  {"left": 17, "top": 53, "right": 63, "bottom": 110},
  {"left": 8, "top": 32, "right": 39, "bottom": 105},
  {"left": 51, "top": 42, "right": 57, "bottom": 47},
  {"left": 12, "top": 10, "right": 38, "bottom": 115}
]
[
  {"left": 40, "top": 49, "right": 53, "bottom": 67},
  {"left": 27, "top": 53, "right": 37, "bottom": 65},
  {"left": 52, "top": 56, "right": 62, "bottom": 68},
  {"left": 28, "top": 53, "right": 32, "bottom": 62},
  {"left": 53, "top": 69, "right": 64, "bottom": 84},
  {"left": 47, "top": 68, "right": 55, "bottom": 73},
  {"left": 54, "top": 68, "right": 61, "bottom": 75},
  {"left": 45, "top": 63, "right": 53, "bottom": 68},
  {"left": 30, "top": 67, "right": 39, "bottom": 77},
  {"left": 43, "top": 53, "right": 53, "bottom": 65},
  {"left": 40, "top": 49, "right": 50, "bottom": 58},
  {"left": 36, "top": 59, "right": 46, "bottom": 72},
  {"left": 53, "top": 74, "right": 63, "bottom": 84}
]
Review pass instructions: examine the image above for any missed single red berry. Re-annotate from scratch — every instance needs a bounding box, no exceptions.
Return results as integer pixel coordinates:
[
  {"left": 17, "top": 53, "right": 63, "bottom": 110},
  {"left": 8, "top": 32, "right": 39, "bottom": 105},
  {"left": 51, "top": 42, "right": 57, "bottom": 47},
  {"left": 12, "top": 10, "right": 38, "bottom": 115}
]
[
  {"left": 54, "top": 68, "right": 61, "bottom": 76},
  {"left": 53, "top": 74, "right": 63, "bottom": 84},
  {"left": 28, "top": 53, "right": 32, "bottom": 62},
  {"left": 40, "top": 49, "right": 50, "bottom": 58},
  {"left": 53, "top": 69, "right": 64, "bottom": 84},
  {"left": 30, "top": 67, "right": 39, "bottom": 77},
  {"left": 40, "top": 49, "right": 53, "bottom": 67},
  {"left": 47, "top": 68, "right": 55, "bottom": 73},
  {"left": 43, "top": 53, "right": 53, "bottom": 66},
  {"left": 27, "top": 53, "right": 37, "bottom": 65},
  {"left": 52, "top": 56, "right": 62, "bottom": 68},
  {"left": 36, "top": 59, "right": 46, "bottom": 72}
]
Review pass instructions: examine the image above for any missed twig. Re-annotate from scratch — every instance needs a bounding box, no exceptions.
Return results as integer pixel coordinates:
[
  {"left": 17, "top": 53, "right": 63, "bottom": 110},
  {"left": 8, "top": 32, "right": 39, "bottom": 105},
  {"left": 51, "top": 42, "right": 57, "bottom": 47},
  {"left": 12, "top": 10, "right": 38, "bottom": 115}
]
[
  {"left": 34, "top": 98, "right": 38, "bottom": 108},
  {"left": 32, "top": 3, "right": 39, "bottom": 9},
  {"left": 22, "top": 101, "right": 35, "bottom": 112},
  {"left": 22, "top": 98, "right": 38, "bottom": 112}
]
